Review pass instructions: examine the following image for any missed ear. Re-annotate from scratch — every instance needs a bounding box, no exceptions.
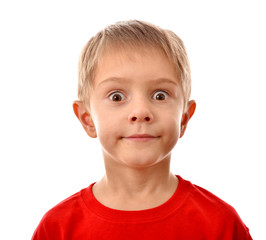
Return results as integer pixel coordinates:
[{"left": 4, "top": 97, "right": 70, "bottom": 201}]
[
  {"left": 73, "top": 100, "right": 97, "bottom": 138},
  {"left": 180, "top": 100, "right": 196, "bottom": 138}
]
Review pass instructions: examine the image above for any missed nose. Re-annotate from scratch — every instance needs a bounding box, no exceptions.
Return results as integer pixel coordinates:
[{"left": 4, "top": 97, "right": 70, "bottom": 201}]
[{"left": 128, "top": 103, "right": 154, "bottom": 123}]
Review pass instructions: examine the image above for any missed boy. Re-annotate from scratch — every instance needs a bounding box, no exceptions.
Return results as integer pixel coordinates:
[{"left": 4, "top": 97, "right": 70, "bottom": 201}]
[{"left": 32, "top": 20, "right": 252, "bottom": 239}]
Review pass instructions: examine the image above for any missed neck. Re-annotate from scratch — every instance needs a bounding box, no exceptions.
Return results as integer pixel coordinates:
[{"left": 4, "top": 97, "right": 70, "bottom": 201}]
[{"left": 92, "top": 155, "right": 178, "bottom": 210}]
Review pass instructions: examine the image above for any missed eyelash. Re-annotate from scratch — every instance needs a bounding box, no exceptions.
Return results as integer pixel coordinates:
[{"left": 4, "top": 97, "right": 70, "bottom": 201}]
[
  {"left": 107, "top": 89, "right": 170, "bottom": 102},
  {"left": 152, "top": 90, "right": 169, "bottom": 100},
  {"left": 108, "top": 91, "right": 126, "bottom": 102}
]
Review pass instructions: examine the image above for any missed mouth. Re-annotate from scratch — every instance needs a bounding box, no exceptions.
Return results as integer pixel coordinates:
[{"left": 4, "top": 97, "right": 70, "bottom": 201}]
[{"left": 123, "top": 134, "right": 158, "bottom": 142}]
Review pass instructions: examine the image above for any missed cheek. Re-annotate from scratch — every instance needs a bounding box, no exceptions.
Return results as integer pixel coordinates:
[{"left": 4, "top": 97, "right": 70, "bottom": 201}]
[
  {"left": 167, "top": 120, "right": 180, "bottom": 138},
  {"left": 95, "top": 117, "right": 121, "bottom": 145},
  {"left": 163, "top": 113, "right": 182, "bottom": 139},
  {"left": 96, "top": 127, "right": 114, "bottom": 154}
]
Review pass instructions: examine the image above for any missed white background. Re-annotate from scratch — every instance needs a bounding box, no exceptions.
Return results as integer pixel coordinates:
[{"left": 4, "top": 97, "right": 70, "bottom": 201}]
[{"left": 0, "top": 0, "right": 265, "bottom": 239}]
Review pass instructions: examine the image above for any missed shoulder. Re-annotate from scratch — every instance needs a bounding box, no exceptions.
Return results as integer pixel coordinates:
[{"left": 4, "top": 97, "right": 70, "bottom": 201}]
[
  {"left": 178, "top": 176, "right": 252, "bottom": 239},
  {"left": 187, "top": 178, "right": 237, "bottom": 214},
  {"left": 32, "top": 185, "right": 92, "bottom": 239},
  {"left": 179, "top": 176, "right": 237, "bottom": 214},
  {"left": 43, "top": 190, "right": 82, "bottom": 219}
]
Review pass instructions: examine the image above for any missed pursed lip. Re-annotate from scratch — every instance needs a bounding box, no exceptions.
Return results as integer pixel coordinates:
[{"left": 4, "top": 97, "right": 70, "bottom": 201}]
[{"left": 123, "top": 134, "right": 158, "bottom": 142}]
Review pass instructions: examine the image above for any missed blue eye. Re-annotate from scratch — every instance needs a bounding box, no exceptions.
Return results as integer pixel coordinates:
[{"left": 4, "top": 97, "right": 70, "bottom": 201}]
[
  {"left": 153, "top": 91, "right": 168, "bottom": 100},
  {"left": 109, "top": 92, "right": 125, "bottom": 102}
]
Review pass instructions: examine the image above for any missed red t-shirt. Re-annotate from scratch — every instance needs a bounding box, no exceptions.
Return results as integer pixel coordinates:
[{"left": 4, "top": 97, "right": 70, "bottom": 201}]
[{"left": 32, "top": 176, "right": 252, "bottom": 239}]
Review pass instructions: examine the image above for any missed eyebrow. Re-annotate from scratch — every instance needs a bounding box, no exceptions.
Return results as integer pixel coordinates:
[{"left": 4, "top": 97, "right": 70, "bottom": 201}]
[
  {"left": 98, "top": 77, "right": 129, "bottom": 86},
  {"left": 150, "top": 78, "right": 179, "bottom": 86},
  {"left": 98, "top": 77, "right": 179, "bottom": 86}
]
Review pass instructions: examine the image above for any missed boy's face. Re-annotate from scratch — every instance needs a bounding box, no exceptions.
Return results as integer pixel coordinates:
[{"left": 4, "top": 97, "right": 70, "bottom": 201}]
[{"left": 76, "top": 47, "right": 193, "bottom": 168}]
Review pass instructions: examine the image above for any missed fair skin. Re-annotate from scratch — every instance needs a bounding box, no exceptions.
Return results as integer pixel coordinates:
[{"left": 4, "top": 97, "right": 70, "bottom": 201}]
[{"left": 73, "top": 47, "right": 196, "bottom": 210}]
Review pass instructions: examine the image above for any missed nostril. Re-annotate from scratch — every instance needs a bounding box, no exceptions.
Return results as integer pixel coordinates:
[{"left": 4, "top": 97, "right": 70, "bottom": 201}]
[{"left": 130, "top": 116, "right": 151, "bottom": 122}]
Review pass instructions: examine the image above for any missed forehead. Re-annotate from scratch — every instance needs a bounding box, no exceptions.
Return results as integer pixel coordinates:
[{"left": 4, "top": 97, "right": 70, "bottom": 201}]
[{"left": 93, "top": 46, "right": 181, "bottom": 87}]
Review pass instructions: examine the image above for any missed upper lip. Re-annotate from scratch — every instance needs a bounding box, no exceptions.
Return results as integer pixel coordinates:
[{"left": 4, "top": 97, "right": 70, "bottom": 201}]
[{"left": 127, "top": 134, "right": 156, "bottom": 138}]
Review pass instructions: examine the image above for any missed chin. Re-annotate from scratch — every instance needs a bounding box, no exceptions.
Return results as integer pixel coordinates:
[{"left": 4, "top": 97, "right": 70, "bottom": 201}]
[
  {"left": 121, "top": 154, "right": 169, "bottom": 169},
  {"left": 124, "top": 161, "right": 158, "bottom": 169}
]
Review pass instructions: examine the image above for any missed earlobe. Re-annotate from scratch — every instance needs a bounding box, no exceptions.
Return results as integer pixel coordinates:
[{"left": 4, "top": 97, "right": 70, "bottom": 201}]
[
  {"left": 180, "top": 100, "right": 196, "bottom": 138},
  {"left": 73, "top": 100, "right": 97, "bottom": 138}
]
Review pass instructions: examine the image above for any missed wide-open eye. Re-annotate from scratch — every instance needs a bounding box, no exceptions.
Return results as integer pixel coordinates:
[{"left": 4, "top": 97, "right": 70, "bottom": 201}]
[
  {"left": 109, "top": 92, "right": 125, "bottom": 102},
  {"left": 152, "top": 91, "right": 168, "bottom": 101}
]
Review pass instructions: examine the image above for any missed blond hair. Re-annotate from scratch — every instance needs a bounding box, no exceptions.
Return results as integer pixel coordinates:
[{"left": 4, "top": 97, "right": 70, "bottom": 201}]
[{"left": 78, "top": 20, "right": 191, "bottom": 108}]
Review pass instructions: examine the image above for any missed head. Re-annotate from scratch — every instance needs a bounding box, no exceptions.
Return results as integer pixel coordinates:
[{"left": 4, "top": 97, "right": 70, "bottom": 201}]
[
  {"left": 77, "top": 20, "right": 192, "bottom": 110},
  {"left": 73, "top": 20, "right": 196, "bottom": 168}
]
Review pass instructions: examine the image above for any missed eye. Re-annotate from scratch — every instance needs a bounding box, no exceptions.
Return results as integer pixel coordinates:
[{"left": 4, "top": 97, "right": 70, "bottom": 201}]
[
  {"left": 109, "top": 92, "right": 125, "bottom": 102},
  {"left": 152, "top": 91, "right": 168, "bottom": 101}
]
